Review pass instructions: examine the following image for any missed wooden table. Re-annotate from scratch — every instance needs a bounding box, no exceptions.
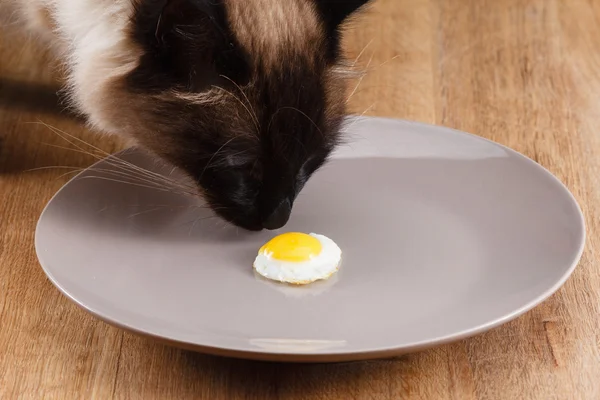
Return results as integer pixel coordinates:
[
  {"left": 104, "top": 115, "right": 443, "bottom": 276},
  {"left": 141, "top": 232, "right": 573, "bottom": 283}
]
[{"left": 1, "top": 0, "right": 599, "bottom": 398}]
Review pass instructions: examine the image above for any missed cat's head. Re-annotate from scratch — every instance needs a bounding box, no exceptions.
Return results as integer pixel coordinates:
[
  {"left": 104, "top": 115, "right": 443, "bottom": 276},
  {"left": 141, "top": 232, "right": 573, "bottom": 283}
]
[{"left": 94, "top": 0, "right": 371, "bottom": 231}]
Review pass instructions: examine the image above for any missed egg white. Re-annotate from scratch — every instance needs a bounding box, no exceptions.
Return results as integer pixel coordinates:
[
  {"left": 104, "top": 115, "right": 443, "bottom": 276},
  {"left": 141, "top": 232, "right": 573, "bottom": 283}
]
[{"left": 253, "top": 233, "right": 342, "bottom": 285}]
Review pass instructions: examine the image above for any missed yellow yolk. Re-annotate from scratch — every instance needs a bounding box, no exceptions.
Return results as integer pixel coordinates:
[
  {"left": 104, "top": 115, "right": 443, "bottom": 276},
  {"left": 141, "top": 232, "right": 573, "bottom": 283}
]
[{"left": 259, "top": 232, "right": 323, "bottom": 262}]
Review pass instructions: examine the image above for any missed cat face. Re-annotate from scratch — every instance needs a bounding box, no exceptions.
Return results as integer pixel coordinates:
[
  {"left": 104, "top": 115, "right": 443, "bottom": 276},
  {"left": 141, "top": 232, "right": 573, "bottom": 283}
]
[{"left": 105, "top": 0, "right": 371, "bottom": 230}]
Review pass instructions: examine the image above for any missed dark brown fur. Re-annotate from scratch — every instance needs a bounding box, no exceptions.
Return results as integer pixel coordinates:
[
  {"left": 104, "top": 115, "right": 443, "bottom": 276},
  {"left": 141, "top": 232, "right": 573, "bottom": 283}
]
[{"left": 109, "top": 0, "right": 372, "bottom": 230}]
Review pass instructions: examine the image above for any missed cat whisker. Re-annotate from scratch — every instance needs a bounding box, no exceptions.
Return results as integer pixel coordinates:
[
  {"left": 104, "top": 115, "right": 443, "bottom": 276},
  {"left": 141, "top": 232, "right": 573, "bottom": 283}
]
[
  {"left": 77, "top": 175, "right": 197, "bottom": 196},
  {"left": 94, "top": 168, "right": 197, "bottom": 196},
  {"left": 284, "top": 133, "right": 308, "bottom": 157},
  {"left": 25, "top": 165, "right": 84, "bottom": 173},
  {"left": 270, "top": 106, "right": 324, "bottom": 138},
  {"left": 126, "top": 203, "right": 218, "bottom": 219},
  {"left": 352, "top": 39, "right": 374, "bottom": 67},
  {"left": 128, "top": 207, "right": 166, "bottom": 218},
  {"left": 113, "top": 160, "right": 198, "bottom": 194},
  {"left": 52, "top": 168, "right": 197, "bottom": 197},
  {"left": 344, "top": 102, "right": 377, "bottom": 132},
  {"left": 219, "top": 74, "right": 261, "bottom": 132},
  {"left": 33, "top": 149, "right": 197, "bottom": 196},
  {"left": 101, "top": 151, "right": 197, "bottom": 193},
  {"left": 346, "top": 52, "right": 375, "bottom": 104},
  {"left": 212, "top": 85, "right": 260, "bottom": 138},
  {"left": 120, "top": 204, "right": 211, "bottom": 209},
  {"left": 29, "top": 159, "right": 197, "bottom": 197},
  {"left": 32, "top": 121, "right": 199, "bottom": 193},
  {"left": 188, "top": 214, "right": 216, "bottom": 236},
  {"left": 181, "top": 206, "right": 230, "bottom": 235},
  {"left": 197, "top": 134, "right": 245, "bottom": 182},
  {"left": 374, "top": 54, "right": 401, "bottom": 70}
]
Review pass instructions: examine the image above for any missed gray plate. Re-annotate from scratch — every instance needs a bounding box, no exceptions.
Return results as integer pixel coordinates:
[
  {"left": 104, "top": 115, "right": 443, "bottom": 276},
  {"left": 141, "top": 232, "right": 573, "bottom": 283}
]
[{"left": 35, "top": 117, "right": 585, "bottom": 362}]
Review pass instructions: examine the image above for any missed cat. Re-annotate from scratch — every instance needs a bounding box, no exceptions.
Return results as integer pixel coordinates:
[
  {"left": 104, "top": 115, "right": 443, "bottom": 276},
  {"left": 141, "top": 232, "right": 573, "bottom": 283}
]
[{"left": 5, "top": 0, "right": 372, "bottom": 230}]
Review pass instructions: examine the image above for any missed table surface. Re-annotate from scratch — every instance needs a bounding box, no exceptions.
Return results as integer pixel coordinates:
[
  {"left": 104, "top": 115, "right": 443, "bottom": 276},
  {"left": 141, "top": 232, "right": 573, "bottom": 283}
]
[{"left": 1, "top": 0, "right": 599, "bottom": 399}]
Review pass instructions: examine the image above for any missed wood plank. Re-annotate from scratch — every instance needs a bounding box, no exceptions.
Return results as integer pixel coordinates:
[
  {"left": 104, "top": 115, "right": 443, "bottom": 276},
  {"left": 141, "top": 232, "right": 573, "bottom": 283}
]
[{"left": 1, "top": 0, "right": 598, "bottom": 398}]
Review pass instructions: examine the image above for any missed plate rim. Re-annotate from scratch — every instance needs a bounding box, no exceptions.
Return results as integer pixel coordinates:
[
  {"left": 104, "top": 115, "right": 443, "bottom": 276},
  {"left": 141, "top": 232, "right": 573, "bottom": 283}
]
[{"left": 34, "top": 116, "right": 587, "bottom": 363}]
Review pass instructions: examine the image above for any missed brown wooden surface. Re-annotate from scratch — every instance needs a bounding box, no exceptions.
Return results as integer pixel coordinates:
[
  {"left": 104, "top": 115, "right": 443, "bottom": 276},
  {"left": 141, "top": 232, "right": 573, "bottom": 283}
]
[{"left": 1, "top": 0, "right": 599, "bottom": 398}]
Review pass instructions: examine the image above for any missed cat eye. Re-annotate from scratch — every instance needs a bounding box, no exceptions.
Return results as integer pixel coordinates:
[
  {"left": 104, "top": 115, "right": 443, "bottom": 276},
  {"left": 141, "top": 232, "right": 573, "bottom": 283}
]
[{"left": 223, "top": 154, "right": 253, "bottom": 169}]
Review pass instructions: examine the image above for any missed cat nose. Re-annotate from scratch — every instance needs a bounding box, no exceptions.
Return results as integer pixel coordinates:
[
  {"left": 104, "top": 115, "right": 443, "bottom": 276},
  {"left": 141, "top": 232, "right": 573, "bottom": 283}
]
[{"left": 262, "top": 198, "right": 292, "bottom": 230}]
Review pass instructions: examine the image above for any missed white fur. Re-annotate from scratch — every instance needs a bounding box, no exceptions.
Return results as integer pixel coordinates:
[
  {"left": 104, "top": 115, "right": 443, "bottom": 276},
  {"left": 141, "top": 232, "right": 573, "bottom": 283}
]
[{"left": 8, "top": 0, "right": 142, "bottom": 135}]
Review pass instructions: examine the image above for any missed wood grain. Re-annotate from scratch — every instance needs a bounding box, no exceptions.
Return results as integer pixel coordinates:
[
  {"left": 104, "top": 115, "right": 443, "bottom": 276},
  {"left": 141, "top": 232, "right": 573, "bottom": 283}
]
[{"left": 1, "top": 0, "right": 599, "bottom": 398}]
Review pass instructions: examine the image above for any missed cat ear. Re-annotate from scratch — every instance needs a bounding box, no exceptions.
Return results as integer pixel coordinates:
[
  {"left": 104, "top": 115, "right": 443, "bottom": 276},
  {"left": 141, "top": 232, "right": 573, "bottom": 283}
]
[{"left": 315, "top": 0, "right": 373, "bottom": 30}]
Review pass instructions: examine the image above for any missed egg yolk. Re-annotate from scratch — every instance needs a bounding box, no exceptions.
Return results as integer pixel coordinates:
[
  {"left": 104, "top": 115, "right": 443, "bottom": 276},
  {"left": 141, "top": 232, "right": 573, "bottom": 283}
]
[{"left": 260, "top": 232, "right": 323, "bottom": 262}]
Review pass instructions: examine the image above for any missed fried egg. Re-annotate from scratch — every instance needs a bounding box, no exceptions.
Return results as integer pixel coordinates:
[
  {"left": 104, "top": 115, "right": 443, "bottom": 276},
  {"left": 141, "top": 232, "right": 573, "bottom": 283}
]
[{"left": 253, "top": 232, "right": 342, "bottom": 285}]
